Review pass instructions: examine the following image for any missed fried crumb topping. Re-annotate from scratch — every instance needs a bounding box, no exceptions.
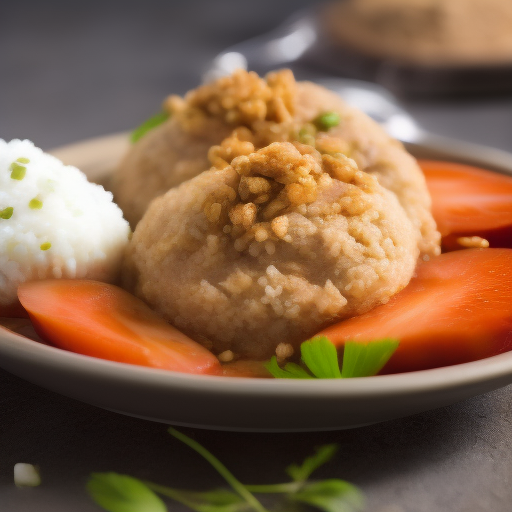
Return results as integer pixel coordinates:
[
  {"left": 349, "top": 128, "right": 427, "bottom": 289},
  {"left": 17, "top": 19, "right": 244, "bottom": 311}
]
[
  {"left": 201, "top": 142, "right": 378, "bottom": 255},
  {"left": 456, "top": 236, "right": 490, "bottom": 249},
  {"left": 164, "top": 69, "right": 296, "bottom": 135}
]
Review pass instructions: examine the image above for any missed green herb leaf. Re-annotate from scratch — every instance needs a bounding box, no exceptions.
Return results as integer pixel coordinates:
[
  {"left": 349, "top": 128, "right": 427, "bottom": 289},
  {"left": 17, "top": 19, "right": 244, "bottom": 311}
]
[
  {"left": 147, "top": 484, "right": 249, "bottom": 512},
  {"left": 268, "top": 336, "right": 399, "bottom": 380},
  {"left": 341, "top": 338, "right": 399, "bottom": 378},
  {"left": 301, "top": 337, "right": 342, "bottom": 379},
  {"left": 264, "top": 356, "right": 314, "bottom": 379},
  {"left": 87, "top": 473, "right": 167, "bottom": 512},
  {"left": 314, "top": 112, "right": 341, "bottom": 131},
  {"left": 178, "top": 489, "right": 248, "bottom": 512},
  {"left": 168, "top": 428, "right": 268, "bottom": 512},
  {"left": 290, "top": 479, "right": 365, "bottom": 512},
  {"left": 131, "top": 111, "right": 170, "bottom": 143},
  {"left": 286, "top": 445, "right": 338, "bottom": 483}
]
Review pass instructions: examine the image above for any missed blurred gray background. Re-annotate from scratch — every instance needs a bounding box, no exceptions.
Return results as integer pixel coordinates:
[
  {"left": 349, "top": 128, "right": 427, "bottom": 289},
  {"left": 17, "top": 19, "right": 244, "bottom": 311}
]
[{"left": 1, "top": 0, "right": 512, "bottom": 152}]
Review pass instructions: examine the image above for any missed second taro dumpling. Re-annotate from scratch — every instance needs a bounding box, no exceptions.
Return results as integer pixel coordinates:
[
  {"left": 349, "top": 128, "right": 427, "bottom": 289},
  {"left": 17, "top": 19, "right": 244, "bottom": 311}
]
[{"left": 112, "top": 69, "right": 440, "bottom": 258}]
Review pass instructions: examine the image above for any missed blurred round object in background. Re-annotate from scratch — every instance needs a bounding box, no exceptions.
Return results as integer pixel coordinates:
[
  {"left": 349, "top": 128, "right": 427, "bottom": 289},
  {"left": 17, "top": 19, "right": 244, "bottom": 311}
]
[
  {"left": 316, "top": 0, "right": 512, "bottom": 96},
  {"left": 325, "top": 0, "right": 512, "bottom": 67}
]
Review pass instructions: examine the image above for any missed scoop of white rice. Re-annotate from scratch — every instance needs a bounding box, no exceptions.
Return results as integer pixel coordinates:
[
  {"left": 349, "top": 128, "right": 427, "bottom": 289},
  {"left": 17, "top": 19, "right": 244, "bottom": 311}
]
[{"left": 0, "top": 139, "right": 130, "bottom": 306}]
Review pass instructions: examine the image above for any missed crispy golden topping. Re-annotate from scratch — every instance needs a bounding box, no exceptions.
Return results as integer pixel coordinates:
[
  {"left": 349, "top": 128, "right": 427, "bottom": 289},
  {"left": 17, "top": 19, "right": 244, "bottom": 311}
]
[
  {"left": 207, "top": 128, "right": 255, "bottom": 169},
  {"left": 218, "top": 350, "right": 235, "bottom": 362},
  {"left": 201, "top": 141, "right": 379, "bottom": 255},
  {"left": 275, "top": 342, "right": 294, "bottom": 363},
  {"left": 165, "top": 69, "right": 296, "bottom": 135},
  {"left": 456, "top": 236, "right": 490, "bottom": 249}
]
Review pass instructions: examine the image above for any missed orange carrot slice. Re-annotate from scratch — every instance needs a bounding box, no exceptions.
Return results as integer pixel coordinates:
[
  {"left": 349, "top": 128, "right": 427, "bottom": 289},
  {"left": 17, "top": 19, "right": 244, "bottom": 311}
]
[
  {"left": 18, "top": 279, "right": 221, "bottom": 375},
  {"left": 420, "top": 160, "right": 512, "bottom": 250},
  {"left": 319, "top": 249, "right": 512, "bottom": 373}
]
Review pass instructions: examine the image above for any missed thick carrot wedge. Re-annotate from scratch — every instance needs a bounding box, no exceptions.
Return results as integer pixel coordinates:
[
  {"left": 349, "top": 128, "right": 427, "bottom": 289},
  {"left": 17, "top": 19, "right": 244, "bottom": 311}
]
[
  {"left": 420, "top": 160, "right": 512, "bottom": 250},
  {"left": 18, "top": 280, "right": 221, "bottom": 375},
  {"left": 318, "top": 249, "right": 512, "bottom": 374}
]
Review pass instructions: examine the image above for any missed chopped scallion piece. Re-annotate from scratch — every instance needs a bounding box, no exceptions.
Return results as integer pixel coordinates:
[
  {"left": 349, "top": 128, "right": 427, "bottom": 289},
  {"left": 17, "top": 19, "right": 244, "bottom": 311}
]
[
  {"left": 266, "top": 335, "right": 399, "bottom": 379},
  {"left": 341, "top": 338, "right": 399, "bottom": 378},
  {"left": 16, "top": 157, "right": 30, "bottom": 164},
  {"left": 0, "top": 207, "right": 14, "bottom": 219},
  {"left": 131, "top": 111, "right": 170, "bottom": 143},
  {"left": 301, "top": 336, "right": 342, "bottom": 378},
  {"left": 10, "top": 163, "right": 26, "bottom": 180},
  {"left": 40, "top": 242, "right": 51, "bottom": 251},
  {"left": 29, "top": 198, "right": 43, "bottom": 209},
  {"left": 314, "top": 111, "right": 341, "bottom": 131},
  {"left": 265, "top": 356, "right": 314, "bottom": 379}
]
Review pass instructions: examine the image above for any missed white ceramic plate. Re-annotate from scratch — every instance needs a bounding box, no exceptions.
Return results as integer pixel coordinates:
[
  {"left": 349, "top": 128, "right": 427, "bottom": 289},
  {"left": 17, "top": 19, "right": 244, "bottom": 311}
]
[{"left": 1, "top": 133, "right": 511, "bottom": 432}]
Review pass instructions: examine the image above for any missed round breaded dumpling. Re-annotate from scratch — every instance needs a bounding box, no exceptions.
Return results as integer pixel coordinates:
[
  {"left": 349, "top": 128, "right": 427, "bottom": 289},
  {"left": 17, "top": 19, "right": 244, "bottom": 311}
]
[
  {"left": 124, "top": 142, "right": 419, "bottom": 360},
  {"left": 0, "top": 139, "right": 130, "bottom": 307},
  {"left": 112, "top": 69, "right": 439, "bottom": 258}
]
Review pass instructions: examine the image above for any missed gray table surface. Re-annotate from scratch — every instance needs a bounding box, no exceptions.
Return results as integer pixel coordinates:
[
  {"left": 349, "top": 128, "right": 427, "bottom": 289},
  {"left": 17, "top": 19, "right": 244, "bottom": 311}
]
[{"left": 1, "top": 1, "right": 512, "bottom": 511}]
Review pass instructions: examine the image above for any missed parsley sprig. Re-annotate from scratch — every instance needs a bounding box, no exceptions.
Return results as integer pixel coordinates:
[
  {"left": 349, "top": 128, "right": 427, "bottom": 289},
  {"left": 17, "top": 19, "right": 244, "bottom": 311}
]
[
  {"left": 87, "top": 428, "right": 364, "bottom": 512},
  {"left": 265, "top": 336, "right": 399, "bottom": 379}
]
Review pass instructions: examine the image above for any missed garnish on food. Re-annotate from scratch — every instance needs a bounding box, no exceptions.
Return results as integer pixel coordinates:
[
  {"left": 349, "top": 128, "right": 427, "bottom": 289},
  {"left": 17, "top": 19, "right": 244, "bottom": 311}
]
[
  {"left": 131, "top": 111, "right": 170, "bottom": 143},
  {"left": 266, "top": 335, "right": 399, "bottom": 379},
  {"left": 0, "top": 206, "right": 14, "bottom": 219},
  {"left": 314, "top": 111, "right": 341, "bottom": 131},
  {"left": 10, "top": 162, "right": 27, "bottom": 180},
  {"left": 28, "top": 198, "right": 43, "bottom": 209},
  {"left": 87, "top": 428, "right": 365, "bottom": 512}
]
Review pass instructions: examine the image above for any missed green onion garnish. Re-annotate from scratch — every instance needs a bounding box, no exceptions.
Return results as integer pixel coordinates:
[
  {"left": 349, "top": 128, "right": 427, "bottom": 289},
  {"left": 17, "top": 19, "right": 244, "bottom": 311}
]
[
  {"left": 314, "top": 111, "right": 341, "bottom": 131},
  {"left": 266, "top": 335, "right": 399, "bottom": 379},
  {"left": 29, "top": 198, "right": 43, "bottom": 209},
  {"left": 16, "top": 157, "right": 30, "bottom": 164},
  {"left": 0, "top": 207, "right": 14, "bottom": 219},
  {"left": 40, "top": 242, "right": 51, "bottom": 251},
  {"left": 10, "top": 163, "right": 26, "bottom": 181}
]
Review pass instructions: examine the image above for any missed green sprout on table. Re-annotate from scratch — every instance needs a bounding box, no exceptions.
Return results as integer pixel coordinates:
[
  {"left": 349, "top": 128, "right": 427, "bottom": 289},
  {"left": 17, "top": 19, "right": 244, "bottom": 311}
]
[{"left": 87, "top": 428, "right": 365, "bottom": 512}]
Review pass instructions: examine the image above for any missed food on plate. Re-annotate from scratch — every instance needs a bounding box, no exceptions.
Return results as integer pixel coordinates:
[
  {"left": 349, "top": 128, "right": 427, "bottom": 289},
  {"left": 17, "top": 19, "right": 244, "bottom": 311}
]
[
  {"left": 420, "top": 160, "right": 512, "bottom": 251},
  {"left": 18, "top": 279, "right": 221, "bottom": 375},
  {"left": 324, "top": 0, "right": 512, "bottom": 67},
  {"left": 1, "top": 68, "right": 510, "bottom": 379},
  {"left": 112, "top": 70, "right": 440, "bottom": 259},
  {"left": 124, "top": 141, "right": 420, "bottom": 360},
  {"left": 319, "top": 248, "right": 512, "bottom": 373},
  {"left": 0, "top": 139, "right": 130, "bottom": 314}
]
